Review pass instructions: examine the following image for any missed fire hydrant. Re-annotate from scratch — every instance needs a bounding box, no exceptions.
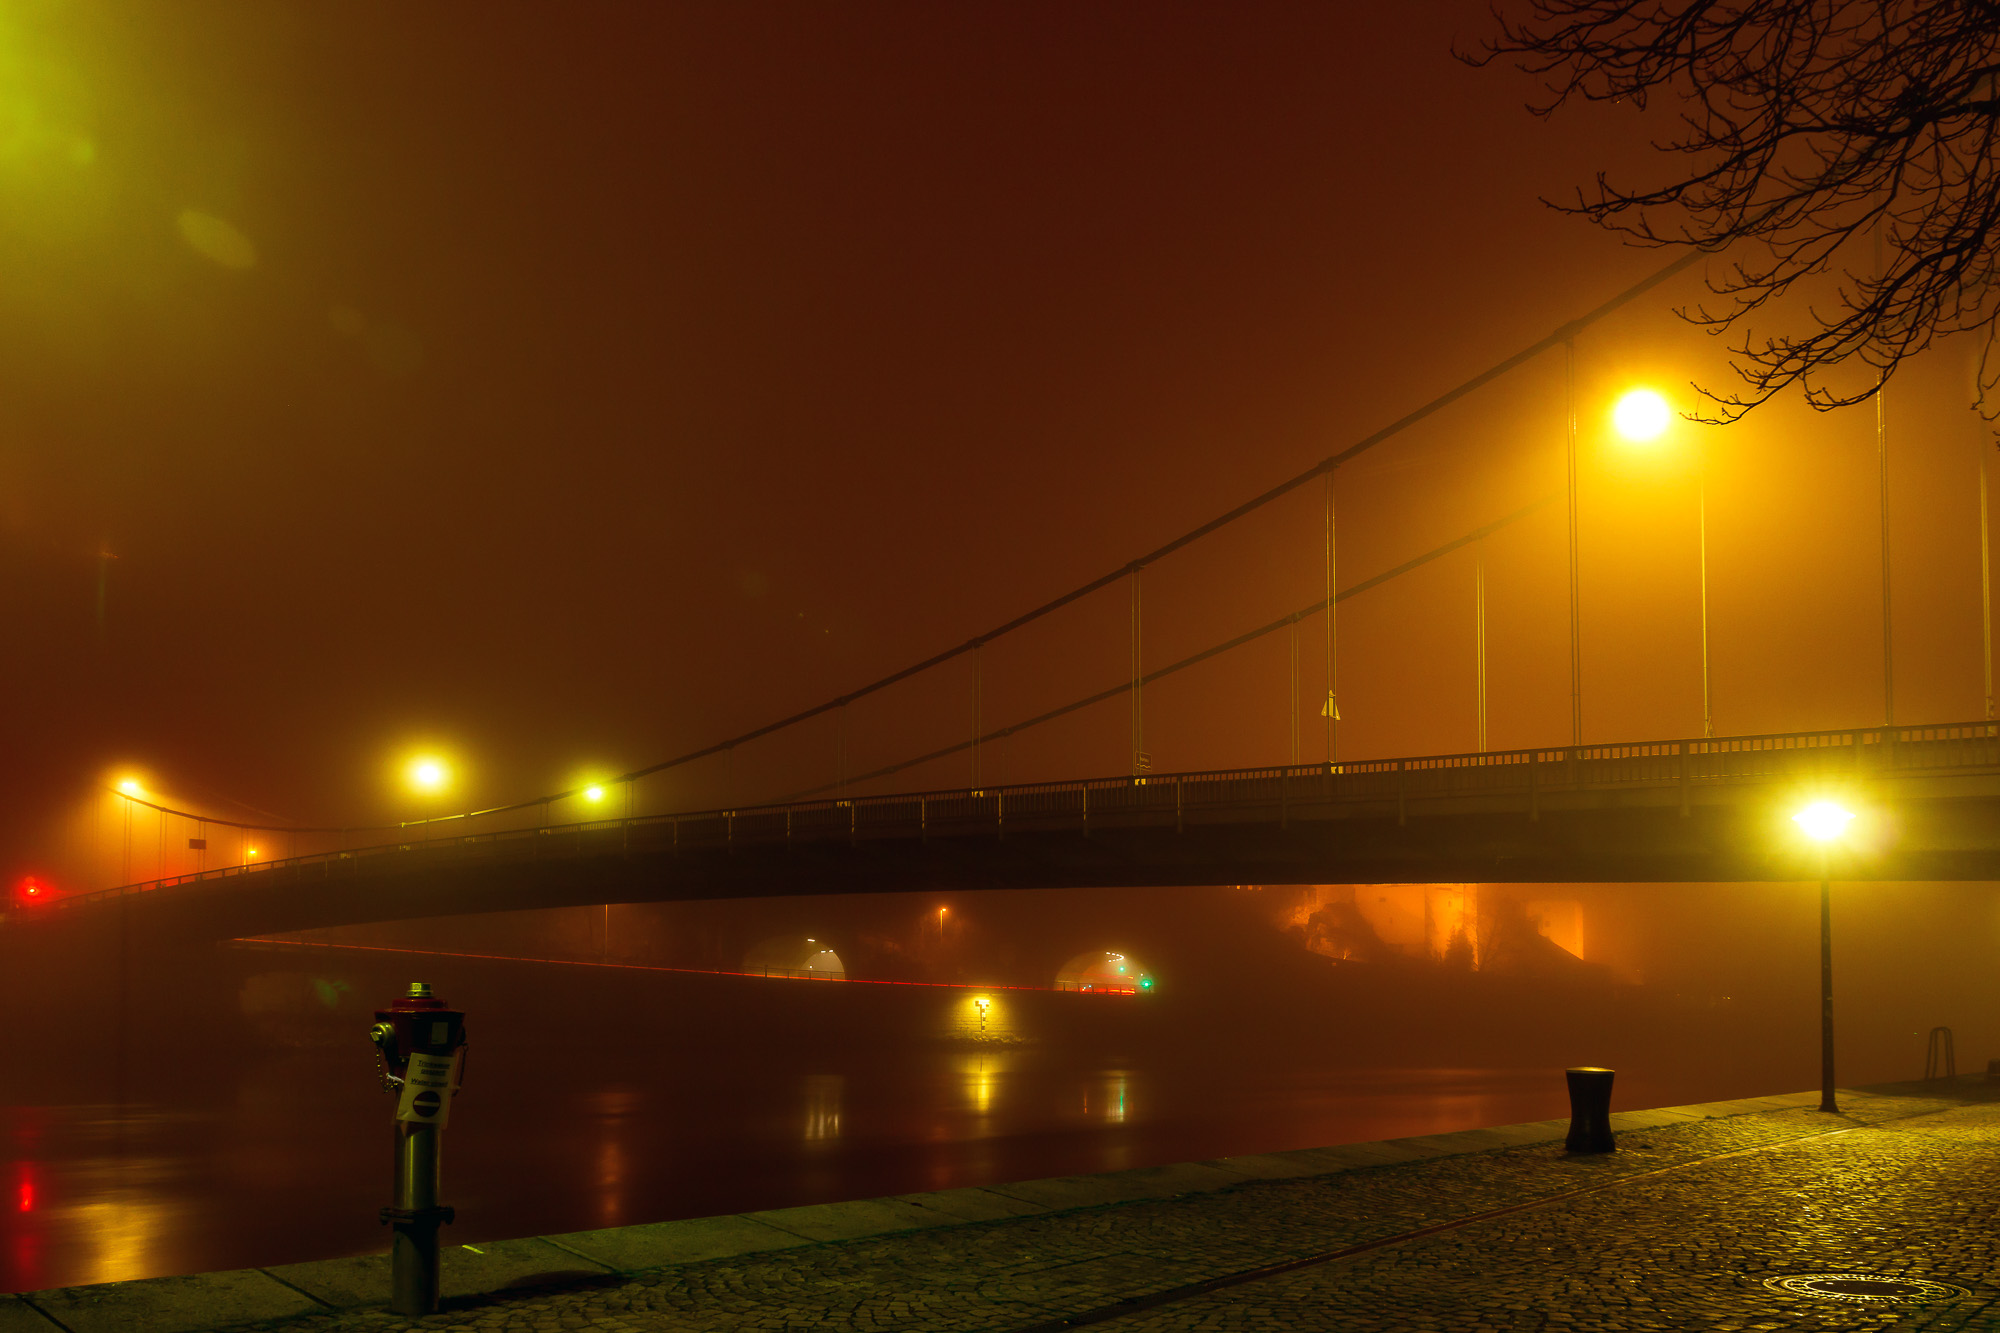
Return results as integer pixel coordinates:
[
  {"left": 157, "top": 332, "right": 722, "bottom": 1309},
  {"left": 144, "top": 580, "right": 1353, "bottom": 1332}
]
[{"left": 368, "top": 981, "right": 467, "bottom": 1315}]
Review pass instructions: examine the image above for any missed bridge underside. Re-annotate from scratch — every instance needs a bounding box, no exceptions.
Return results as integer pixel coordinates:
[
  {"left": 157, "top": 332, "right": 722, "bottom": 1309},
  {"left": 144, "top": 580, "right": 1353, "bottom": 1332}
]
[{"left": 25, "top": 771, "right": 2000, "bottom": 944}]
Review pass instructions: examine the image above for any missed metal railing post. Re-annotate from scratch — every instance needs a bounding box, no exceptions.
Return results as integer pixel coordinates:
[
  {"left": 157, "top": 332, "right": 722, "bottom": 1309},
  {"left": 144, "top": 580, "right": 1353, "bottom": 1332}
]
[
  {"left": 1529, "top": 750, "right": 1540, "bottom": 822},
  {"left": 1678, "top": 741, "right": 1689, "bottom": 818}
]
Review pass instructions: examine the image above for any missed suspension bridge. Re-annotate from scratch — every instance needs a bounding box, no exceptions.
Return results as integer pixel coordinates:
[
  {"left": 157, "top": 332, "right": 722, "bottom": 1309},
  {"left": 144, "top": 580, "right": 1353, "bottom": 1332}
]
[{"left": 12, "top": 247, "right": 2000, "bottom": 941}]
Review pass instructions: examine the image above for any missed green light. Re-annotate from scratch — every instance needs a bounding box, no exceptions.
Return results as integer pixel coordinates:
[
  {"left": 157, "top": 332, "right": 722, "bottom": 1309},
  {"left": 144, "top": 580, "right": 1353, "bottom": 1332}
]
[{"left": 1139, "top": 977, "right": 1153, "bottom": 989}]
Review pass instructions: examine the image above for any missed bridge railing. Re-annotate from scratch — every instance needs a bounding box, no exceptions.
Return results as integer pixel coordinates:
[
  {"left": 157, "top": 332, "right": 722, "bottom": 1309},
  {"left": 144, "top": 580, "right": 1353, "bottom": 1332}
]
[{"left": 38, "top": 720, "right": 2000, "bottom": 913}]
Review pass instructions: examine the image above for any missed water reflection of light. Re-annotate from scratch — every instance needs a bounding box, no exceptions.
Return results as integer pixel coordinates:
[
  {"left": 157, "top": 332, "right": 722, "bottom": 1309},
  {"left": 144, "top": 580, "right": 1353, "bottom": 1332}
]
[
  {"left": 594, "top": 1135, "right": 627, "bottom": 1227},
  {"left": 63, "top": 1197, "right": 172, "bottom": 1285},
  {"left": 803, "top": 1074, "right": 843, "bottom": 1142},
  {"left": 588, "top": 1090, "right": 639, "bottom": 1227},
  {"left": 1083, "top": 1071, "right": 1130, "bottom": 1124},
  {"left": 956, "top": 1052, "right": 1011, "bottom": 1119}
]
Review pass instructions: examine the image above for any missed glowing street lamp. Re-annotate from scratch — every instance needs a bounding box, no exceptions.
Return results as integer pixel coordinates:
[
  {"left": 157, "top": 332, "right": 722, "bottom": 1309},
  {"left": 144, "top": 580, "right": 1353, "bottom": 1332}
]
[
  {"left": 1792, "top": 799, "right": 1857, "bottom": 1113},
  {"left": 116, "top": 778, "right": 144, "bottom": 798},
  {"left": 1611, "top": 388, "right": 1671, "bottom": 442},
  {"left": 407, "top": 759, "right": 448, "bottom": 793},
  {"left": 583, "top": 784, "right": 605, "bottom": 803},
  {"left": 402, "top": 756, "right": 454, "bottom": 843},
  {"left": 1793, "top": 800, "right": 1854, "bottom": 844}
]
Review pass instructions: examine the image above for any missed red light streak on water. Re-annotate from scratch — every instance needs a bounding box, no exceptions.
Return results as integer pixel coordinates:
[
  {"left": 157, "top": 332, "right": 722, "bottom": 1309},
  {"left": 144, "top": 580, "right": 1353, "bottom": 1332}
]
[{"left": 229, "top": 938, "right": 1137, "bottom": 995}]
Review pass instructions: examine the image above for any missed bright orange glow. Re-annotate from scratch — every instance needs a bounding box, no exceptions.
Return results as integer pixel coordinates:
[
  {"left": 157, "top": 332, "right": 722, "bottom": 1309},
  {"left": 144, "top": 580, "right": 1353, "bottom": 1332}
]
[
  {"left": 1611, "top": 388, "right": 1672, "bottom": 441},
  {"left": 116, "top": 779, "right": 143, "bottom": 797},
  {"left": 246, "top": 847, "right": 259, "bottom": 858}
]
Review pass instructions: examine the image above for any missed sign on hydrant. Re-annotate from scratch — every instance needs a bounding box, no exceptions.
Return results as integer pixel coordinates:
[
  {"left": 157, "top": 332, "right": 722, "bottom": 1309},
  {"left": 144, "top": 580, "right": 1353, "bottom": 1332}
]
[
  {"left": 395, "top": 1049, "right": 462, "bottom": 1127},
  {"left": 368, "top": 982, "right": 468, "bottom": 1316}
]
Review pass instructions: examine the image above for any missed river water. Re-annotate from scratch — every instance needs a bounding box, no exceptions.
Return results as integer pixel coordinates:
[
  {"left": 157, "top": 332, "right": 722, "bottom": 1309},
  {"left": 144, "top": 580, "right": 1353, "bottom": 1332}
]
[{"left": 1, "top": 930, "right": 1781, "bottom": 1294}]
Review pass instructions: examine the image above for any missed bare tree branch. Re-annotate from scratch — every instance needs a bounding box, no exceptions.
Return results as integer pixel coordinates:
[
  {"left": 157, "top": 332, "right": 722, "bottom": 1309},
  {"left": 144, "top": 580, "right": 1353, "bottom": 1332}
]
[{"left": 1467, "top": 1, "right": 2000, "bottom": 422}]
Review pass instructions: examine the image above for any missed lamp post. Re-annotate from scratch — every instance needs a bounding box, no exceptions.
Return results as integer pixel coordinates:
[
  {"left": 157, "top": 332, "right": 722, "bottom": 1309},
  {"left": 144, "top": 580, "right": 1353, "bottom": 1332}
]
[{"left": 1792, "top": 799, "right": 1856, "bottom": 1113}]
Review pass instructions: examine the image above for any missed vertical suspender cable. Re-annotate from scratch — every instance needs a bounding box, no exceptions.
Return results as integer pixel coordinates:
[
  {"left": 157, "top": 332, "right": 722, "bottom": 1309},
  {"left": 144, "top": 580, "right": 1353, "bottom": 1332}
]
[
  {"left": 1475, "top": 544, "right": 1488, "bottom": 752},
  {"left": 1877, "top": 223, "right": 1895, "bottom": 728},
  {"left": 1879, "top": 367, "right": 1894, "bottom": 727},
  {"left": 971, "top": 643, "right": 983, "bottom": 787},
  {"left": 1699, "top": 443, "right": 1713, "bottom": 738},
  {"left": 1879, "top": 366, "right": 1894, "bottom": 726},
  {"left": 1289, "top": 614, "right": 1300, "bottom": 765},
  {"left": 1130, "top": 568, "right": 1145, "bottom": 773},
  {"left": 1565, "top": 337, "right": 1582, "bottom": 747},
  {"left": 1324, "top": 472, "right": 1338, "bottom": 761},
  {"left": 1981, "top": 434, "right": 1994, "bottom": 722}
]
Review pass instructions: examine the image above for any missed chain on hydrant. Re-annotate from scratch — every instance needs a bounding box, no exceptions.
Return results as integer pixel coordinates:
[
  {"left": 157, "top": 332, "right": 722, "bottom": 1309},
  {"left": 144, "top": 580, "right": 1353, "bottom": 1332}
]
[{"left": 368, "top": 981, "right": 468, "bottom": 1317}]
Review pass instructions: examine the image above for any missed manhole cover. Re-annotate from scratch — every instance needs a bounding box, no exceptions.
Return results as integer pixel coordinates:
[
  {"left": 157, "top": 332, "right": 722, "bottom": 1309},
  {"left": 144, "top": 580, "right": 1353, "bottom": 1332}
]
[{"left": 1764, "top": 1274, "right": 1970, "bottom": 1305}]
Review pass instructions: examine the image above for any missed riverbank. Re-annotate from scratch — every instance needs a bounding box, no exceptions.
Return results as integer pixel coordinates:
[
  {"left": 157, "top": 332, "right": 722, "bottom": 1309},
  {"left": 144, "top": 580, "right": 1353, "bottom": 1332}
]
[{"left": 8, "top": 1076, "right": 1993, "bottom": 1331}]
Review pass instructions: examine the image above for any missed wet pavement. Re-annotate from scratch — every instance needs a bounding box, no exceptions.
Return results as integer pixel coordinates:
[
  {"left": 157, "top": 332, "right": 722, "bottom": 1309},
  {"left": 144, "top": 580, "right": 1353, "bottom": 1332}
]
[{"left": 97, "top": 1081, "right": 2000, "bottom": 1332}]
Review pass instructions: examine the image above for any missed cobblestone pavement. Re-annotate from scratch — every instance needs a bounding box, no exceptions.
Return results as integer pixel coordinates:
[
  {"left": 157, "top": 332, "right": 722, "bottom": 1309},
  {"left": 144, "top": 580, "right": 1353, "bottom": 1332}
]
[{"left": 228, "top": 1087, "right": 2000, "bottom": 1332}]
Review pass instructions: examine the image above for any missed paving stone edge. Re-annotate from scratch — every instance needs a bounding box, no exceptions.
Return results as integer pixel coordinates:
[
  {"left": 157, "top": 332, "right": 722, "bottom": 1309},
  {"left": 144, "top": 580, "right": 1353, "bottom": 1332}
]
[{"left": 9, "top": 1076, "right": 1971, "bottom": 1332}]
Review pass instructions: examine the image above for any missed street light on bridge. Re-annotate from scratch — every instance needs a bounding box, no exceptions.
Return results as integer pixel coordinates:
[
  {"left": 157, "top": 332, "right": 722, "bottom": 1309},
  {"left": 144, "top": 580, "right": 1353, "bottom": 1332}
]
[
  {"left": 1792, "top": 798, "right": 1857, "bottom": 1114},
  {"left": 1610, "top": 388, "right": 1671, "bottom": 442},
  {"left": 407, "top": 759, "right": 449, "bottom": 793},
  {"left": 1610, "top": 386, "right": 1714, "bottom": 739}
]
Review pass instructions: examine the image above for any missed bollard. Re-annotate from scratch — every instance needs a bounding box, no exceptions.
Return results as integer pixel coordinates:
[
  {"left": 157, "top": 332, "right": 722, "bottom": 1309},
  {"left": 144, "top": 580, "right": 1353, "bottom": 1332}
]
[
  {"left": 369, "top": 982, "right": 468, "bottom": 1316},
  {"left": 1563, "top": 1066, "right": 1615, "bottom": 1153}
]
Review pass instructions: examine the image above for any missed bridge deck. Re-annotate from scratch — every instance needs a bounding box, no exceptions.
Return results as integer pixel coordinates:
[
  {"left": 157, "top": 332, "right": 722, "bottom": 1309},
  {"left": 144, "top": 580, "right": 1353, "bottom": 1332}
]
[{"left": 12, "top": 721, "right": 2000, "bottom": 941}]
